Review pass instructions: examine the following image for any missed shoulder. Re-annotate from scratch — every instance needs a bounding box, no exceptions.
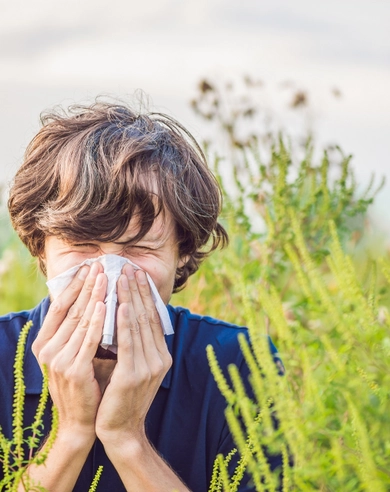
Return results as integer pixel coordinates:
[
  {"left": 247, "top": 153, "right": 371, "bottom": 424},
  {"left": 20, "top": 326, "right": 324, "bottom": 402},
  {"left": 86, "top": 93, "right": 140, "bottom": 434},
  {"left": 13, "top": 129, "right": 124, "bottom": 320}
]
[
  {"left": 0, "top": 309, "right": 32, "bottom": 344},
  {"left": 168, "top": 305, "right": 249, "bottom": 357},
  {"left": 167, "top": 305, "right": 284, "bottom": 375},
  {"left": 168, "top": 305, "right": 248, "bottom": 333},
  {"left": 166, "top": 306, "right": 253, "bottom": 388},
  {"left": 0, "top": 298, "right": 50, "bottom": 349}
]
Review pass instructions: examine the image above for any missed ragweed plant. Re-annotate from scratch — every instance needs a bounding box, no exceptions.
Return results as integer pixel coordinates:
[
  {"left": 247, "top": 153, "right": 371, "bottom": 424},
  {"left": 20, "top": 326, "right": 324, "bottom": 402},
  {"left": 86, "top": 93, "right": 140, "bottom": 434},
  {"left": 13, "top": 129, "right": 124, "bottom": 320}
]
[
  {"left": 0, "top": 321, "right": 104, "bottom": 491},
  {"left": 176, "top": 79, "right": 390, "bottom": 490},
  {"left": 0, "top": 321, "right": 57, "bottom": 491},
  {"left": 204, "top": 216, "right": 390, "bottom": 491},
  {"left": 88, "top": 466, "right": 104, "bottom": 492}
]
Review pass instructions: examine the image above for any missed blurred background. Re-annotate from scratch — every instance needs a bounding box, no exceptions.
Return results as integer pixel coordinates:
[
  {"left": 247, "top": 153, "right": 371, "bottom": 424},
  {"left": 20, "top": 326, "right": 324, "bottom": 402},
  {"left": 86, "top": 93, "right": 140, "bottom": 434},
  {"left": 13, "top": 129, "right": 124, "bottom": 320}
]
[{"left": 0, "top": 0, "right": 389, "bottom": 234}]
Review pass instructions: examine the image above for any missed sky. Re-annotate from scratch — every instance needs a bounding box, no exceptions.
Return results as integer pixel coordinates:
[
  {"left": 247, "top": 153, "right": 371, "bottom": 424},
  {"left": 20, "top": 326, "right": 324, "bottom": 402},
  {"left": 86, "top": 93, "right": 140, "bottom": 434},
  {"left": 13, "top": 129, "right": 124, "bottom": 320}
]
[{"left": 0, "top": 0, "right": 389, "bottom": 232}]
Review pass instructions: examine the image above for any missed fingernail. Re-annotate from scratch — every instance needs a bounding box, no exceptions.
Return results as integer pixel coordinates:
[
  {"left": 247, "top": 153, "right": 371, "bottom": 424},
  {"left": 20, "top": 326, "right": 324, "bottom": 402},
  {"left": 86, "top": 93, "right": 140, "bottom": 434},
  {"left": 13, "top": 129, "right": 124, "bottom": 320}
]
[
  {"left": 137, "top": 270, "right": 147, "bottom": 285},
  {"left": 78, "top": 266, "right": 89, "bottom": 280},
  {"left": 121, "top": 274, "right": 129, "bottom": 290}
]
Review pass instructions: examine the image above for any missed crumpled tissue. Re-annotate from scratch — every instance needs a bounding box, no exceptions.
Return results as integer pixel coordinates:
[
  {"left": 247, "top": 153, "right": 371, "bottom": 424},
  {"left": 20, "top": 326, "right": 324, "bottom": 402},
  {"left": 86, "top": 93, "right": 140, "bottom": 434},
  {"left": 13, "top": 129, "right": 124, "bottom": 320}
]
[{"left": 46, "top": 254, "right": 174, "bottom": 353}]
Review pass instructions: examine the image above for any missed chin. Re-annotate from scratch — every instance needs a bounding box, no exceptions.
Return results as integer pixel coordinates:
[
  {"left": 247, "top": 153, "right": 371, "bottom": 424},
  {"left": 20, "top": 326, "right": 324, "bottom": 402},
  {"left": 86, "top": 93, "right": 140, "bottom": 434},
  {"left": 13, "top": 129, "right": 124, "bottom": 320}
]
[{"left": 94, "top": 346, "right": 118, "bottom": 360}]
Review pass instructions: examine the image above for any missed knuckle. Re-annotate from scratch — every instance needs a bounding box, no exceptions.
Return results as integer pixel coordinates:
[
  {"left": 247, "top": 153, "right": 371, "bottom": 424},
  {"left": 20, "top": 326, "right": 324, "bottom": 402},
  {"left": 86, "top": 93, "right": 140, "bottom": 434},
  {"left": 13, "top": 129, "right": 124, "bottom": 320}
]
[
  {"left": 49, "top": 300, "right": 63, "bottom": 315},
  {"left": 51, "top": 358, "right": 64, "bottom": 376},
  {"left": 138, "top": 281, "right": 150, "bottom": 294},
  {"left": 68, "top": 280, "right": 82, "bottom": 293},
  {"left": 149, "top": 309, "right": 161, "bottom": 325},
  {"left": 83, "top": 336, "right": 97, "bottom": 351},
  {"left": 136, "top": 311, "right": 149, "bottom": 325},
  {"left": 64, "top": 366, "right": 77, "bottom": 382},
  {"left": 78, "top": 316, "right": 90, "bottom": 330},
  {"left": 129, "top": 321, "right": 139, "bottom": 333},
  {"left": 83, "top": 279, "right": 95, "bottom": 292},
  {"left": 139, "top": 368, "right": 152, "bottom": 384},
  {"left": 67, "top": 303, "right": 84, "bottom": 321},
  {"left": 129, "top": 281, "right": 138, "bottom": 292},
  {"left": 31, "top": 339, "right": 42, "bottom": 357},
  {"left": 150, "top": 359, "right": 164, "bottom": 377},
  {"left": 37, "top": 348, "right": 51, "bottom": 365},
  {"left": 124, "top": 332, "right": 134, "bottom": 345},
  {"left": 63, "top": 366, "right": 71, "bottom": 379},
  {"left": 164, "top": 352, "right": 173, "bottom": 370}
]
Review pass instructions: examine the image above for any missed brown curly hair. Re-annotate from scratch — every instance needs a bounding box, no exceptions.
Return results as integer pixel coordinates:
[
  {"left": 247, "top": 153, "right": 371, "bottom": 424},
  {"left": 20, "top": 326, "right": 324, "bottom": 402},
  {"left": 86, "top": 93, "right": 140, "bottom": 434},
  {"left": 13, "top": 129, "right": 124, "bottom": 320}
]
[{"left": 8, "top": 100, "right": 228, "bottom": 291}]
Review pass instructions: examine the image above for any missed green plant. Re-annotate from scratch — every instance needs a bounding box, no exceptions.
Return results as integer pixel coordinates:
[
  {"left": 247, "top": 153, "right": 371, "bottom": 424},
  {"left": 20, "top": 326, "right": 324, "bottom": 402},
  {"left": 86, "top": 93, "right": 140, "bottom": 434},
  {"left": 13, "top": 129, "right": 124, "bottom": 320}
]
[
  {"left": 0, "top": 243, "right": 47, "bottom": 316},
  {"left": 0, "top": 191, "right": 47, "bottom": 316},
  {"left": 0, "top": 321, "right": 104, "bottom": 491},
  {"left": 0, "top": 321, "right": 58, "bottom": 491},
  {"left": 203, "top": 215, "right": 390, "bottom": 491},
  {"left": 173, "top": 78, "right": 390, "bottom": 490},
  {"left": 88, "top": 466, "right": 103, "bottom": 492}
]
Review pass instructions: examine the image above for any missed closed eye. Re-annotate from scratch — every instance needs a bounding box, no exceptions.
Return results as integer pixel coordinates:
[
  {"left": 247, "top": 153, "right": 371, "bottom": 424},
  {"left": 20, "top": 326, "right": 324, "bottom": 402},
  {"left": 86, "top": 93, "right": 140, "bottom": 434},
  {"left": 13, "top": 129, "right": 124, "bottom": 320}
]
[
  {"left": 125, "top": 245, "right": 155, "bottom": 252},
  {"left": 73, "top": 243, "right": 99, "bottom": 248}
]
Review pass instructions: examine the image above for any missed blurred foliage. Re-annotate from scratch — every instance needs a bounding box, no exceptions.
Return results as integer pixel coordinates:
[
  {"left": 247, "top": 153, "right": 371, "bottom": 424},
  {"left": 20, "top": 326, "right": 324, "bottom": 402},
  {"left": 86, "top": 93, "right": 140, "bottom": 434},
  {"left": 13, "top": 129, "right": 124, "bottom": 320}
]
[
  {"left": 0, "top": 186, "right": 47, "bottom": 314},
  {"left": 0, "top": 240, "right": 47, "bottom": 315},
  {"left": 176, "top": 76, "right": 387, "bottom": 325},
  {"left": 174, "top": 77, "right": 390, "bottom": 491}
]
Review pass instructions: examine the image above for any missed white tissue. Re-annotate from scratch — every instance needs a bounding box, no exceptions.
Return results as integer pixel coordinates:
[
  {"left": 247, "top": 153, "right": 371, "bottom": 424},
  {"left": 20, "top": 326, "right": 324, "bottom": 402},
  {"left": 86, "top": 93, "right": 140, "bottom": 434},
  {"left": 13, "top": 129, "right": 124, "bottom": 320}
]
[{"left": 46, "top": 254, "right": 174, "bottom": 353}]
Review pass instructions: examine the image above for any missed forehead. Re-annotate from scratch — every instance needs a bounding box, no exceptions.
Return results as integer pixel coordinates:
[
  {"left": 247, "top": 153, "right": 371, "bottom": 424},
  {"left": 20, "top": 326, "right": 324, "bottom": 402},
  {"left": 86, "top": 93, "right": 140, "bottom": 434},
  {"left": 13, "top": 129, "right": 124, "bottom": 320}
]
[{"left": 114, "top": 209, "right": 177, "bottom": 245}]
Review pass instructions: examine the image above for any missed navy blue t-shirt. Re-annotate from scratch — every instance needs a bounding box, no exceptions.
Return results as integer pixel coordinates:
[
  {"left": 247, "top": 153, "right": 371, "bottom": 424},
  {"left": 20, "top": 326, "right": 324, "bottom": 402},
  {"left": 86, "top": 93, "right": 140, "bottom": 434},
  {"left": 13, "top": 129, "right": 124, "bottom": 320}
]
[{"left": 0, "top": 298, "right": 283, "bottom": 491}]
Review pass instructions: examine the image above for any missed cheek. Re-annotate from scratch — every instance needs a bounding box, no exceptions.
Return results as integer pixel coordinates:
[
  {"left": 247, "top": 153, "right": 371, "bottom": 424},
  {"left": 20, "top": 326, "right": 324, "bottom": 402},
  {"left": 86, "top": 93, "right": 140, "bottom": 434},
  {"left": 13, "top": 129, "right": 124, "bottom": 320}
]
[
  {"left": 45, "top": 253, "right": 93, "bottom": 280},
  {"left": 135, "top": 263, "right": 177, "bottom": 304}
]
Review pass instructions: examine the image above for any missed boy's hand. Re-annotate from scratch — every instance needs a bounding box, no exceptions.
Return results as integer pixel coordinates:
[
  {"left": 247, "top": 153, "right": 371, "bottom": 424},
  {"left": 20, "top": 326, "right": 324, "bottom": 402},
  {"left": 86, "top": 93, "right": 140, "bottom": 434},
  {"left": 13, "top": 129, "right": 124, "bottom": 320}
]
[{"left": 32, "top": 262, "right": 107, "bottom": 441}]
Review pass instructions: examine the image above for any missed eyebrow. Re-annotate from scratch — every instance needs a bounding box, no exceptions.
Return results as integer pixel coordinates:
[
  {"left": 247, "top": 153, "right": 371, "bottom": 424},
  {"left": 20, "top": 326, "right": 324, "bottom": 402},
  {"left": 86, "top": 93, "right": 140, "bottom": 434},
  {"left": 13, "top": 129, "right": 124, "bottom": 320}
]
[{"left": 113, "top": 232, "right": 168, "bottom": 247}]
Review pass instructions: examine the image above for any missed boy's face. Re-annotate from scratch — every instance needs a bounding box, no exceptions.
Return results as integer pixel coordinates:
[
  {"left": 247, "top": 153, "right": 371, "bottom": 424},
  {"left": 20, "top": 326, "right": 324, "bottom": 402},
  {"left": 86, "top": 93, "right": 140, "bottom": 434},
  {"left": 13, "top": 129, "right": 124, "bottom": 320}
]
[{"left": 43, "top": 211, "right": 185, "bottom": 305}]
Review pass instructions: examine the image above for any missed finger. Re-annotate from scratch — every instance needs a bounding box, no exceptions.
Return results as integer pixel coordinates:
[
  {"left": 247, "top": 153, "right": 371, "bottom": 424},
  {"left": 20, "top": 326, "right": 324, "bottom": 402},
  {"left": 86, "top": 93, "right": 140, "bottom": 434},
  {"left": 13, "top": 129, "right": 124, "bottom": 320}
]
[
  {"left": 125, "top": 268, "right": 169, "bottom": 378},
  {"left": 117, "top": 273, "right": 170, "bottom": 384},
  {"left": 135, "top": 269, "right": 167, "bottom": 350},
  {"left": 116, "top": 302, "right": 135, "bottom": 370},
  {"left": 37, "top": 265, "right": 91, "bottom": 345},
  {"left": 121, "top": 266, "right": 159, "bottom": 358},
  {"left": 117, "top": 271, "right": 150, "bottom": 366},
  {"left": 62, "top": 273, "right": 107, "bottom": 360},
  {"left": 51, "top": 264, "right": 104, "bottom": 341},
  {"left": 117, "top": 269, "right": 132, "bottom": 304},
  {"left": 75, "top": 301, "right": 106, "bottom": 372},
  {"left": 135, "top": 270, "right": 172, "bottom": 373},
  {"left": 69, "top": 262, "right": 105, "bottom": 320},
  {"left": 35, "top": 268, "right": 107, "bottom": 364}
]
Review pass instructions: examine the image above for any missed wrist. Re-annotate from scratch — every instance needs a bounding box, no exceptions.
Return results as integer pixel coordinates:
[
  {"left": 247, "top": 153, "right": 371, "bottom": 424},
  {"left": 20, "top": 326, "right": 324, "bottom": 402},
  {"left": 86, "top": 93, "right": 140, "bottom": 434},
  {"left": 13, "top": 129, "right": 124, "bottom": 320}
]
[
  {"left": 99, "top": 429, "right": 150, "bottom": 460},
  {"left": 56, "top": 424, "right": 96, "bottom": 450}
]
